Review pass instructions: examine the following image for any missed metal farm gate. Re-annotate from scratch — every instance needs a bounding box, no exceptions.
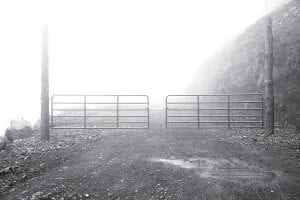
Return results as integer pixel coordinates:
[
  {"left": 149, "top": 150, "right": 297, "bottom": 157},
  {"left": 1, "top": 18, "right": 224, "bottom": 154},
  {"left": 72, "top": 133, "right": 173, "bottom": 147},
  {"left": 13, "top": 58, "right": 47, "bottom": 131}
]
[
  {"left": 166, "top": 94, "right": 264, "bottom": 129},
  {"left": 51, "top": 95, "right": 149, "bottom": 129}
]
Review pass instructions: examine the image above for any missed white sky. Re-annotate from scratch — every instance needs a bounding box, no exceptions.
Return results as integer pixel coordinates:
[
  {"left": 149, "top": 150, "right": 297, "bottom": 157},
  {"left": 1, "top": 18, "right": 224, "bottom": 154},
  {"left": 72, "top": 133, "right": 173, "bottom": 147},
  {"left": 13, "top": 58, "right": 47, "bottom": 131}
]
[{"left": 0, "top": 0, "right": 268, "bottom": 133}]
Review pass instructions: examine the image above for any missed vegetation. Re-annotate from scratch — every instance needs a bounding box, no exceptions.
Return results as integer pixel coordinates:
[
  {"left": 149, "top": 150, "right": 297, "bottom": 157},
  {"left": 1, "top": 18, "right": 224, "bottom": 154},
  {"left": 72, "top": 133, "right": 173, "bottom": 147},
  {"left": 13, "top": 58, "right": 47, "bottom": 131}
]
[{"left": 189, "top": 0, "right": 300, "bottom": 129}]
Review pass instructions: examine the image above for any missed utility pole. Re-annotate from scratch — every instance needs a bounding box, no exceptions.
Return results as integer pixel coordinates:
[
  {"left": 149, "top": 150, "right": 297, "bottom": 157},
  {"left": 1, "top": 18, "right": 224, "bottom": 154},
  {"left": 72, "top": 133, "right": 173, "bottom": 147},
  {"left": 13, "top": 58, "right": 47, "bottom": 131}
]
[
  {"left": 41, "top": 25, "right": 50, "bottom": 140},
  {"left": 264, "top": 16, "right": 274, "bottom": 136}
]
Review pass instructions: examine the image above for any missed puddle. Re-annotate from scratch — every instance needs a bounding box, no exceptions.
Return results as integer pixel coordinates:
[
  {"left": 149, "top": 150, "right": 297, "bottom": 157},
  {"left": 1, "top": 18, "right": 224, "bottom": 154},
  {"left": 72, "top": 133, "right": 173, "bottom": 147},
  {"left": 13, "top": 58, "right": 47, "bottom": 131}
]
[
  {"left": 152, "top": 158, "right": 199, "bottom": 169},
  {"left": 151, "top": 157, "right": 277, "bottom": 181}
]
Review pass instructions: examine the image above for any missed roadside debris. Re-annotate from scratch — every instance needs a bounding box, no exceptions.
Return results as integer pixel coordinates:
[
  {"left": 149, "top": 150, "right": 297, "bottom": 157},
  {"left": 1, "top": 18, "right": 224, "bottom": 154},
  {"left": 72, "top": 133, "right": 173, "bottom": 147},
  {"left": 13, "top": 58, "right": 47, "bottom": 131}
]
[{"left": 0, "top": 128, "right": 102, "bottom": 197}]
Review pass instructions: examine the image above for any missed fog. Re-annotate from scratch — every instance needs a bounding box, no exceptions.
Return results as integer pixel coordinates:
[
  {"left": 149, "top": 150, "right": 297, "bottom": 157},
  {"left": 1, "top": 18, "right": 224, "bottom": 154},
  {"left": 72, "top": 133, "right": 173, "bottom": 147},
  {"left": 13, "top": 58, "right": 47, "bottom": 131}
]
[{"left": 0, "top": 0, "right": 273, "bottom": 135}]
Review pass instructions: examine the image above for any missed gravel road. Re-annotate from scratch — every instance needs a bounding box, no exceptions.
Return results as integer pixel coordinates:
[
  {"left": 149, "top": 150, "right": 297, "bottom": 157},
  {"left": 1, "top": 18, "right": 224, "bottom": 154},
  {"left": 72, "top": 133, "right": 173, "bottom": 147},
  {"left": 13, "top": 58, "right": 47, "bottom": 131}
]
[{"left": 1, "top": 111, "right": 300, "bottom": 199}]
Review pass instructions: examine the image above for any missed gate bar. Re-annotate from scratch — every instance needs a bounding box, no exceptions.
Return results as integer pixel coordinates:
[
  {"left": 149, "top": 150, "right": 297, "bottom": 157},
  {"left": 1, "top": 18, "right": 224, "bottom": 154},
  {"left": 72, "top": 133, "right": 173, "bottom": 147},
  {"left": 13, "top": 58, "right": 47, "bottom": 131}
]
[
  {"left": 84, "top": 95, "right": 87, "bottom": 128},
  {"left": 51, "top": 95, "right": 149, "bottom": 129},
  {"left": 228, "top": 95, "right": 231, "bottom": 128},
  {"left": 197, "top": 96, "right": 200, "bottom": 128},
  {"left": 166, "top": 94, "right": 264, "bottom": 129},
  {"left": 117, "top": 96, "right": 119, "bottom": 128}
]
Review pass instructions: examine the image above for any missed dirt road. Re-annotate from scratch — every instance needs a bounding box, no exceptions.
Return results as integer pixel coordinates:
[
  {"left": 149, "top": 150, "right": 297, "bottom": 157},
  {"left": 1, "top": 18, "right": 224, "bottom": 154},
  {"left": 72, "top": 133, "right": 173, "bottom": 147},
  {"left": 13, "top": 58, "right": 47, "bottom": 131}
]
[{"left": 1, "top": 112, "right": 300, "bottom": 199}]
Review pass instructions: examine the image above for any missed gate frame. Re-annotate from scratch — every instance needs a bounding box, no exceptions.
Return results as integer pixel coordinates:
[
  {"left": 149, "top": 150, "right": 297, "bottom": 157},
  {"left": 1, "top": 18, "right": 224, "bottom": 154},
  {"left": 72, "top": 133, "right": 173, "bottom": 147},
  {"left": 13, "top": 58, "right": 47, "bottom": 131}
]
[
  {"left": 166, "top": 93, "right": 264, "bottom": 129},
  {"left": 51, "top": 94, "right": 150, "bottom": 129}
]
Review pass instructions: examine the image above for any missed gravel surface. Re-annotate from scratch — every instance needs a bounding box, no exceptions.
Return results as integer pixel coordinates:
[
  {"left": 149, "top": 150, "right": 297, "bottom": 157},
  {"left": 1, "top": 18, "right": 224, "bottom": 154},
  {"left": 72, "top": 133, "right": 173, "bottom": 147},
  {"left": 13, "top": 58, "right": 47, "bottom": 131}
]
[{"left": 1, "top": 112, "right": 300, "bottom": 199}]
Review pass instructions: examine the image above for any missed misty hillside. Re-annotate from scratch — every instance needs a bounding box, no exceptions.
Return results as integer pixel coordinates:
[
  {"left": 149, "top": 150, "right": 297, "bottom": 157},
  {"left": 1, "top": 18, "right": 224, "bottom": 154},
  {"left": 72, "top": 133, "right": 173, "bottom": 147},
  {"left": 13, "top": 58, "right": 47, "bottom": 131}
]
[
  {"left": 189, "top": 0, "right": 300, "bottom": 126},
  {"left": 268, "top": 0, "right": 292, "bottom": 11}
]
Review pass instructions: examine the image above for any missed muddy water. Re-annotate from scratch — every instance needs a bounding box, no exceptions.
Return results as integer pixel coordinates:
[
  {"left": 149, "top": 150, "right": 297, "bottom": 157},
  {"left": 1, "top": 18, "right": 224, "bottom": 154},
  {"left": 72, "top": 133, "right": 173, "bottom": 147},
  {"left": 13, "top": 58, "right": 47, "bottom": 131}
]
[{"left": 151, "top": 157, "right": 278, "bottom": 182}]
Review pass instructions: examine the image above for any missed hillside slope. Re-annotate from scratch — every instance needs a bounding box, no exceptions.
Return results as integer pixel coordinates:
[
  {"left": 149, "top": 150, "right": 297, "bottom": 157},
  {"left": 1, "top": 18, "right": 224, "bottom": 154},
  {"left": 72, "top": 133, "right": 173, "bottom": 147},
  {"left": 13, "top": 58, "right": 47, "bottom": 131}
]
[{"left": 188, "top": 0, "right": 300, "bottom": 127}]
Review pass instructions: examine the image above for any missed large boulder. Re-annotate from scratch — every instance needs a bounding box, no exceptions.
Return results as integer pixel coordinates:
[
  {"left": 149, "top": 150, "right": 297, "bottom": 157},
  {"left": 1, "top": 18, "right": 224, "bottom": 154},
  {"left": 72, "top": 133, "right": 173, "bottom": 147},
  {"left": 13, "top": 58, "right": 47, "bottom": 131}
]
[
  {"left": 10, "top": 118, "right": 32, "bottom": 130},
  {"left": 33, "top": 119, "right": 41, "bottom": 131},
  {"left": 5, "top": 118, "right": 33, "bottom": 142},
  {"left": 0, "top": 136, "right": 6, "bottom": 150}
]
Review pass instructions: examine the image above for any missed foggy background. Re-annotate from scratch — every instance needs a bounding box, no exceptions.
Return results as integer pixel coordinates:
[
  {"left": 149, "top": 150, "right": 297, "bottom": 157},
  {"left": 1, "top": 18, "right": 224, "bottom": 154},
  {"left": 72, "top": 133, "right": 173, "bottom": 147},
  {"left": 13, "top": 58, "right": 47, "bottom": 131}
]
[{"left": 0, "top": 0, "right": 286, "bottom": 135}]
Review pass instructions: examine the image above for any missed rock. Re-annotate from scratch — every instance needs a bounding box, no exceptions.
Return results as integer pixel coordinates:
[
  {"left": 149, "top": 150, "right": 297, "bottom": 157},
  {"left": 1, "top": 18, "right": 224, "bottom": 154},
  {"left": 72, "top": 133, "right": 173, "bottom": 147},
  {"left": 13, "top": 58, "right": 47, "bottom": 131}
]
[
  {"left": 10, "top": 118, "right": 32, "bottom": 130},
  {"left": 0, "top": 136, "right": 7, "bottom": 150},
  {"left": 33, "top": 119, "right": 41, "bottom": 131},
  {"left": 5, "top": 118, "right": 33, "bottom": 142},
  {"left": 9, "top": 188, "right": 16, "bottom": 192},
  {"left": 0, "top": 166, "right": 12, "bottom": 175},
  {"left": 5, "top": 128, "right": 16, "bottom": 142},
  {"left": 21, "top": 174, "right": 27, "bottom": 179},
  {"left": 5, "top": 127, "right": 33, "bottom": 142}
]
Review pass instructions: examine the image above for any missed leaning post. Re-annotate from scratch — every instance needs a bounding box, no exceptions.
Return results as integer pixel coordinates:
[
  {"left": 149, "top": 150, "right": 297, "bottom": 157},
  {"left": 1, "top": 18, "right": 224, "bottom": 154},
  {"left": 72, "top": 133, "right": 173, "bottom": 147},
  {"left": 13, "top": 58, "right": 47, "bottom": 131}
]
[
  {"left": 264, "top": 16, "right": 274, "bottom": 136},
  {"left": 41, "top": 25, "right": 50, "bottom": 140}
]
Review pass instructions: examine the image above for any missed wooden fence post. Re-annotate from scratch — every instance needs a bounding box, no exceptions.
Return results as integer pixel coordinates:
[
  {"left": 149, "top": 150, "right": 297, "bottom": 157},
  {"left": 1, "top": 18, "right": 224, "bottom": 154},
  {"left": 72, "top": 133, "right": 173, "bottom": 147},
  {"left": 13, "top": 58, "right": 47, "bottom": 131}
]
[
  {"left": 264, "top": 17, "right": 274, "bottom": 136},
  {"left": 41, "top": 25, "right": 50, "bottom": 140}
]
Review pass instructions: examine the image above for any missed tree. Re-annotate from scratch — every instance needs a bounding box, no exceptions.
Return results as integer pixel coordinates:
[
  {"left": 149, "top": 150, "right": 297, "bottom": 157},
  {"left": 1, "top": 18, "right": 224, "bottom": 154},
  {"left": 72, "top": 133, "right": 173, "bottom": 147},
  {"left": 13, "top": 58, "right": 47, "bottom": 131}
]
[
  {"left": 264, "top": 17, "right": 274, "bottom": 136},
  {"left": 41, "top": 25, "right": 50, "bottom": 140}
]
